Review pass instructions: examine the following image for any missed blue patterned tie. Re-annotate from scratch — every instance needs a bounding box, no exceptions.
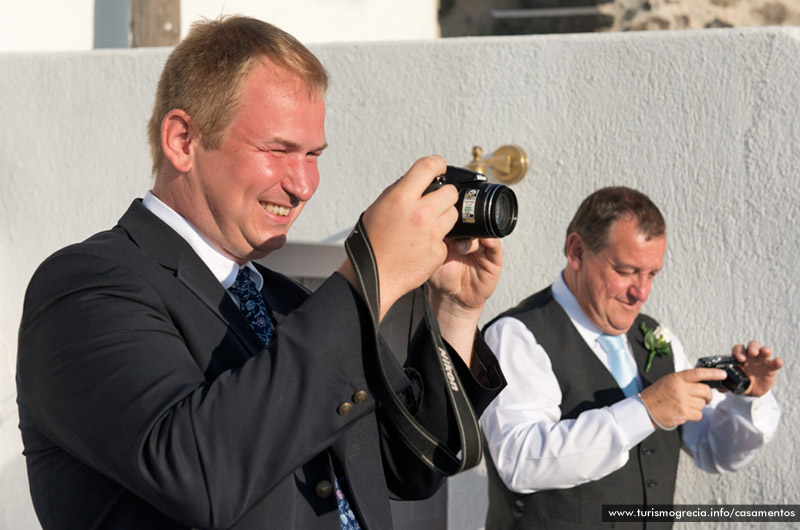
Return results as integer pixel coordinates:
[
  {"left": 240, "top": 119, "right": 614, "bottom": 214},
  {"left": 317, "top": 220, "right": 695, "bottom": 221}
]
[
  {"left": 334, "top": 477, "right": 361, "bottom": 529},
  {"left": 597, "top": 334, "right": 641, "bottom": 397},
  {"left": 228, "top": 268, "right": 274, "bottom": 346},
  {"left": 229, "top": 268, "right": 360, "bottom": 529}
]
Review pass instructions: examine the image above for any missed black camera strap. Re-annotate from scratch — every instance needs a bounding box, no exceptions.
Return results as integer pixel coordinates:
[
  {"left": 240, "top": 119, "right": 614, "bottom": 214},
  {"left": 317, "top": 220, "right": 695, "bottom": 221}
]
[{"left": 344, "top": 215, "right": 483, "bottom": 476}]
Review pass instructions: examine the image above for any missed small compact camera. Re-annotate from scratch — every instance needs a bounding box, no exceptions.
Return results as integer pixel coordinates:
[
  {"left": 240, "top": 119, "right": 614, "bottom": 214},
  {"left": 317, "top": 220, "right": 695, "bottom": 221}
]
[
  {"left": 695, "top": 355, "right": 751, "bottom": 395},
  {"left": 424, "top": 166, "right": 518, "bottom": 239}
]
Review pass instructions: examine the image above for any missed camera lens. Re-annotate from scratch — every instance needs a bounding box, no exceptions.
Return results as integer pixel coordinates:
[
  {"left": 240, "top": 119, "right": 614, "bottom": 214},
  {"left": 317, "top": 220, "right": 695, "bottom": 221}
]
[
  {"left": 425, "top": 166, "right": 520, "bottom": 239},
  {"left": 445, "top": 183, "right": 519, "bottom": 239},
  {"left": 488, "top": 186, "right": 518, "bottom": 238}
]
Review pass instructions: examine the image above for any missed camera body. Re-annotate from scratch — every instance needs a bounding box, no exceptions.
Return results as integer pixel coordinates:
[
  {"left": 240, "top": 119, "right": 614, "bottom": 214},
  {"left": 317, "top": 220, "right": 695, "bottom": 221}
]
[
  {"left": 695, "top": 355, "right": 751, "bottom": 395},
  {"left": 424, "top": 166, "right": 518, "bottom": 239}
]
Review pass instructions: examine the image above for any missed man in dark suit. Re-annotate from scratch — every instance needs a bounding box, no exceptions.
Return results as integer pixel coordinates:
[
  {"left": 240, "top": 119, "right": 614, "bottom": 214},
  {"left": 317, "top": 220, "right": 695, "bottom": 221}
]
[
  {"left": 16, "top": 16, "right": 504, "bottom": 530},
  {"left": 480, "top": 186, "right": 782, "bottom": 529}
]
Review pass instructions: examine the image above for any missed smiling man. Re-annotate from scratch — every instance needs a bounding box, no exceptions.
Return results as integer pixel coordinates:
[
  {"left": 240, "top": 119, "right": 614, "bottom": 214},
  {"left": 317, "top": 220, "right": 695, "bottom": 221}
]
[
  {"left": 16, "top": 16, "right": 505, "bottom": 530},
  {"left": 480, "top": 186, "right": 783, "bottom": 530},
  {"left": 150, "top": 55, "right": 327, "bottom": 262}
]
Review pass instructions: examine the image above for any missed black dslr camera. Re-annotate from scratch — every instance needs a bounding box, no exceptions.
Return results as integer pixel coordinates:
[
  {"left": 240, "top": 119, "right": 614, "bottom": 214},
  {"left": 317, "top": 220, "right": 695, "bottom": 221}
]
[
  {"left": 424, "top": 166, "right": 518, "bottom": 239},
  {"left": 695, "top": 355, "right": 751, "bottom": 395}
]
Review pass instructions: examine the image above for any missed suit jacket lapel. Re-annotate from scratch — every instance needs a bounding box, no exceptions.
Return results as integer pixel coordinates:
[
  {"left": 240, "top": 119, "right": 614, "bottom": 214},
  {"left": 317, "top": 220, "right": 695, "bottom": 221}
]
[
  {"left": 116, "top": 199, "right": 267, "bottom": 357},
  {"left": 256, "top": 266, "right": 310, "bottom": 324}
]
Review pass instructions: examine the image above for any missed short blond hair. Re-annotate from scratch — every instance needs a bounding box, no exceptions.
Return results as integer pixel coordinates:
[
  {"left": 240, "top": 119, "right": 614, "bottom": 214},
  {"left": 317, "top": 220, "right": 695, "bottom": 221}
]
[{"left": 147, "top": 15, "right": 328, "bottom": 173}]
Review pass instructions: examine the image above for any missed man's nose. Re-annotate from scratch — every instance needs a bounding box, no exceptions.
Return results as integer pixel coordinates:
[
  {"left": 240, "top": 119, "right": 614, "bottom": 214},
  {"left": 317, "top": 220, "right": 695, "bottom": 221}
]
[
  {"left": 283, "top": 159, "right": 318, "bottom": 202},
  {"left": 629, "top": 276, "right": 652, "bottom": 302}
]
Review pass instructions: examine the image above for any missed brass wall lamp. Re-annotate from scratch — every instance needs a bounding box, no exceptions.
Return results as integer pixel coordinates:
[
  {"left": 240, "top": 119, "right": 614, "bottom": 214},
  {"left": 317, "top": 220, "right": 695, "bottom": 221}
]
[{"left": 465, "top": 145, "right": 529, "bottom": 185}]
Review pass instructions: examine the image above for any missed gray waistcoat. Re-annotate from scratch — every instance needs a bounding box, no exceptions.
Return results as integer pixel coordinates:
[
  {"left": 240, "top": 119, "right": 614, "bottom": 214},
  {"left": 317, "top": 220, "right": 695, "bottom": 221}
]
[{"left": 484, "top": 286, "right": 681, "bottom": 530}]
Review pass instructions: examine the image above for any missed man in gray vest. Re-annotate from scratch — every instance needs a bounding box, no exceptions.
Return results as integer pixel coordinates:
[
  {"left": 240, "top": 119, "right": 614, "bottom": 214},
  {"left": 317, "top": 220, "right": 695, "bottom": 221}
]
[{"left": 480, "top": 186, "right": 783, "bottom": 529}]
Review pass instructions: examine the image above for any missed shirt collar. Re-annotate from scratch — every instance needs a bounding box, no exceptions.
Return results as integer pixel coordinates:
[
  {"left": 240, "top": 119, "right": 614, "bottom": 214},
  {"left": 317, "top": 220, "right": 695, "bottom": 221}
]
[
  {"left": 142, "top": 190, "right": 264, "bottom": 291},
  {"left": 552, "top": 271, "right": 613, "bottom": 346}
]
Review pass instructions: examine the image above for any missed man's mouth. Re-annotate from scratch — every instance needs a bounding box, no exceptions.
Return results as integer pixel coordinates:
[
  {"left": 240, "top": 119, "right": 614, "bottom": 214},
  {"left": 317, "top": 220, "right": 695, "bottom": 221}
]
[
  {"left": 621, "top": 299, "right": 640, "bottom": 310},
  {"left": 614, "top": 296, "right": 638, "bottom": 310},
  {"left": 260, "top": 201, "right": 290, "bottom": 217}
]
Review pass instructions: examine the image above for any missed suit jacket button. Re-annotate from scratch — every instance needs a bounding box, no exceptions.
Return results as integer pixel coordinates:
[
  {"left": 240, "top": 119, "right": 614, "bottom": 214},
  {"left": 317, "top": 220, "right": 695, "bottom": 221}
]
[
  {"left": 337, "top": 402, "right": 354, "bottom": 416},
  {"left": 646, "top": 480, "right": 658, "bottom": 488},
  {"left": 353, "top": 390, "right": 368, "bottom": 404},
  {"left": 315, "top": 480, "right": 333, "bottom": 499}
]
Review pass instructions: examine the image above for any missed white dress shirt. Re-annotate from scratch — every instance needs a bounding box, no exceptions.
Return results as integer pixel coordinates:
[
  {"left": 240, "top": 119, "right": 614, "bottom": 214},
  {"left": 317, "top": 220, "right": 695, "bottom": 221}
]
[
  {"left": 480, "top": 272, "right": 781, "bottom": 494},
  {"left": 142, "top": 191, "right": 264, "bottom": 300}
]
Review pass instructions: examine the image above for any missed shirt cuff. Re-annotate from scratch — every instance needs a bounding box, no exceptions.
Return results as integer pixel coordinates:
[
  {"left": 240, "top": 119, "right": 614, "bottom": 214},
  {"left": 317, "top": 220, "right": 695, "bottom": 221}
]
[
  {"left": 725, "top": 390, "right": 761, "bottom": 416},
  {"left": 609, "top": 394, "right": 656, "bottom": 447},
  {"left": 726, "top": 390, "right": 779, "bottom": 433}
]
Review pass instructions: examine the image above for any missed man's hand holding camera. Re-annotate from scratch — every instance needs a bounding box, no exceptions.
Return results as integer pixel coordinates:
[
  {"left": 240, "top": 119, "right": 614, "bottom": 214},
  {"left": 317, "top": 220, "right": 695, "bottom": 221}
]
[
  {"left": 640, "top": 340, "right": 783, "bottom": 430},
  {"left": 428, "top": 236, "right": 503, "bottom": 368},
  {"left": 733, "top": 341, "right": 784, "bottom": 398},
  {"left": 337, "top": 155, "right": 504, "bottom": 367},
  {"left": 639, "top": 368, "right": 725, "bottom": 430},
  {"left": 338, "top": 155, "right": 456, "bottom": 318}
]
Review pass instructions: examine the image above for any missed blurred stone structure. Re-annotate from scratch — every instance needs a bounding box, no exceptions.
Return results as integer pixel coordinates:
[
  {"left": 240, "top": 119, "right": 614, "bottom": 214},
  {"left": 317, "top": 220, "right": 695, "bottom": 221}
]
[
  {"left": 439, "top": 0, "right": 800, "bottom": 35},
  {"left": 439, "top": 0, "right": 614, "bottom": 36},
  {"left": 601, "top": 0, "right": 800, "bottom": 31}
]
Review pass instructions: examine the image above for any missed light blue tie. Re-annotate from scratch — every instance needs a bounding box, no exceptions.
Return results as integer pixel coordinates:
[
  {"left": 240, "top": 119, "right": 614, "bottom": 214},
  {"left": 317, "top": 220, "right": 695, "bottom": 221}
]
[{"left": 597, "top": 334, "right": 641, "bottom": 397}]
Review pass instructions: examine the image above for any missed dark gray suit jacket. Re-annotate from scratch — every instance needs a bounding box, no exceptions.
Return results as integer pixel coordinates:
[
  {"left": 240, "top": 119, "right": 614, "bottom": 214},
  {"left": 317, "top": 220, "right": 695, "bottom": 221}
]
[{"left": 17, "top": 199, "right": 504, "bottom": 530}]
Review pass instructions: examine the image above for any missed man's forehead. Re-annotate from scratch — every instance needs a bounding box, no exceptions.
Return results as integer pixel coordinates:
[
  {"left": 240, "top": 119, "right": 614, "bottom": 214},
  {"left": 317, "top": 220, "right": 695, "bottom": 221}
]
[
  {"left": 250, "top": 56, "right": 326, "bottom": 98},
  {"left": 603, "top": 231, "right": 666, "bottom": 267}
]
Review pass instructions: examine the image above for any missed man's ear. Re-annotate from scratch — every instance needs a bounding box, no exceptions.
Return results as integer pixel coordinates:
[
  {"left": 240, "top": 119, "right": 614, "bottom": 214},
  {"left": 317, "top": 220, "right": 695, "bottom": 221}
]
[
  {"left": 565, "top": 232, "right": 585, "bottom": 271},
  {"left": 161, "top": 109, "right": 198, "bottom": 173}
]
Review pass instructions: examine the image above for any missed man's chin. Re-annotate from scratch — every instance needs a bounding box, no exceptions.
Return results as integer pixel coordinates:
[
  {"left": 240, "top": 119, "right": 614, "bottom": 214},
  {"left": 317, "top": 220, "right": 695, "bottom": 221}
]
[
  {"left": 250, "top": 234, "right": 288, "bottom": 260},
  {"left": 609, "top": 316, "right": 638, "bottom": 335}
]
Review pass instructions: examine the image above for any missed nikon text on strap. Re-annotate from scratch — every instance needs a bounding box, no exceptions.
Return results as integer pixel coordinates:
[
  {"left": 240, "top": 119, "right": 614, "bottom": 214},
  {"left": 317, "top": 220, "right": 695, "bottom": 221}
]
[{"left": 344, "top": 215, "right": 483, "bottom": 475}]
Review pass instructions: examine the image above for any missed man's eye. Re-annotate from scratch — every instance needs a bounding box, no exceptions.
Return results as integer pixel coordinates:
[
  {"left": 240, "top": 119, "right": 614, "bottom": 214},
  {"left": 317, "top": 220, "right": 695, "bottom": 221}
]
[{"left": 259, "top": 145, "right": 286, "bottom": 154}]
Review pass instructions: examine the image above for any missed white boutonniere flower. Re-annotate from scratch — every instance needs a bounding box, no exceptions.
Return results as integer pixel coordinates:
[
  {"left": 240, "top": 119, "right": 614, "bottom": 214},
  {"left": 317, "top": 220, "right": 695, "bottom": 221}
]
[{"left": 641, "top": 323, "right": 672, "bottom": 372}]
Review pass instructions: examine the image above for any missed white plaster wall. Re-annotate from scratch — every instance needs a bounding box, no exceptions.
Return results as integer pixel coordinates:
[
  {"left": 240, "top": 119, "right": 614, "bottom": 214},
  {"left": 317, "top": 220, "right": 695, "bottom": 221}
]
[
  {"left": 2, "top": 27, "right": 798, "bottom": 529},
  {"left": 0, "top": 0, "right": 95, "bottom": 51}
]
